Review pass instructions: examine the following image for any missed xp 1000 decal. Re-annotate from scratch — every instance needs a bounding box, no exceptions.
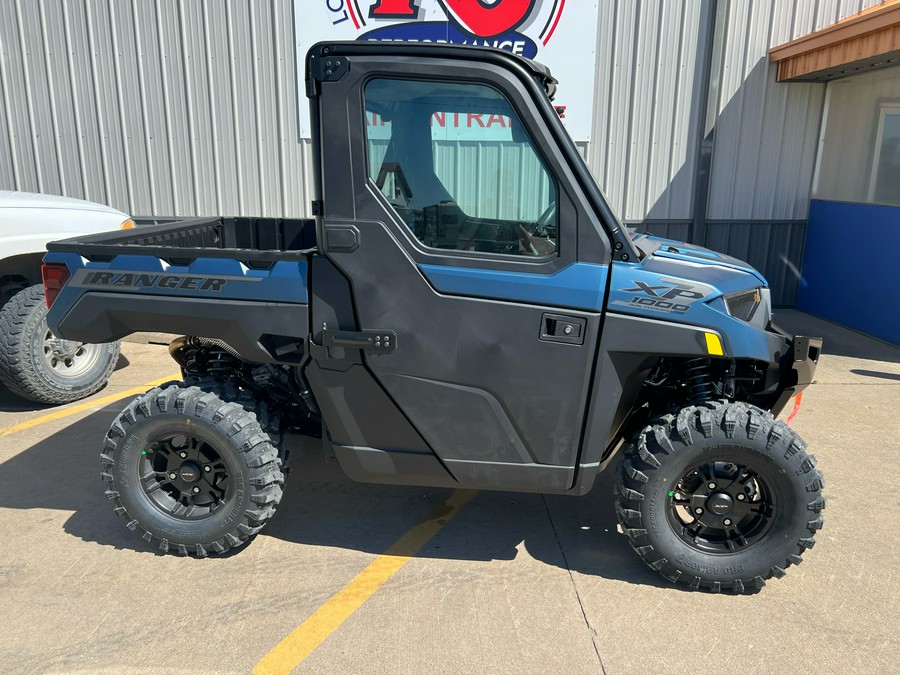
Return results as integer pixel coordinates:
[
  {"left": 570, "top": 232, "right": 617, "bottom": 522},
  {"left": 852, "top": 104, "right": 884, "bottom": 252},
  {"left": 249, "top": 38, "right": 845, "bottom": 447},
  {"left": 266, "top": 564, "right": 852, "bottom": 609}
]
[
  {"left": 296, "top": 0, "right": 601, "bottom": 141},
  {"left": 612, "top": 278, "right": 709, "bottom": 315}
]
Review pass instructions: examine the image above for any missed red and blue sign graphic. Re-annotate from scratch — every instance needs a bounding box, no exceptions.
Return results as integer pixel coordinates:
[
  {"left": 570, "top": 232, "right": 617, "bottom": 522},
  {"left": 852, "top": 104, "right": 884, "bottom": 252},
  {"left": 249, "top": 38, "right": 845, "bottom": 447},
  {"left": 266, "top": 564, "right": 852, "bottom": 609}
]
[
  {"left": 296, "top": 0, "right": 599, "bottom": 140},
  {"left": 331, "top": 0, "right": 567, "bottom": 59}
]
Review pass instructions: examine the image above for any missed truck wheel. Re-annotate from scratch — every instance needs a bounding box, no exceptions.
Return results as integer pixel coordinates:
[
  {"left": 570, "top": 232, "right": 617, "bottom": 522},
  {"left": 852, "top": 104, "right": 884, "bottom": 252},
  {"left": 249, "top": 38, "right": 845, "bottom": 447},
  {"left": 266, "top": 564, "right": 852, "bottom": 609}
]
[
  {"left": 615, "top": 401, "right": 825, "bottom": 593},
  {"left": 0, "top": 284, "right": 120, "bottom": 404},
  {"left": 101, "top": 383, "right": 284, "bottom": 556}
]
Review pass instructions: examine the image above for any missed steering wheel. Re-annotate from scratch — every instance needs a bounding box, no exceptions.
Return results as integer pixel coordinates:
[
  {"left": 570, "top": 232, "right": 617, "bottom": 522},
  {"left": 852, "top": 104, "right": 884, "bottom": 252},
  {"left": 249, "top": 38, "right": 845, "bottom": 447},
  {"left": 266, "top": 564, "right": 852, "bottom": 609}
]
[
  {"left": 536, "top": 201, "right": 557, "bottom": 229},
  {"left": 517, "top": 201, "right": 557, "bottom": 255}
]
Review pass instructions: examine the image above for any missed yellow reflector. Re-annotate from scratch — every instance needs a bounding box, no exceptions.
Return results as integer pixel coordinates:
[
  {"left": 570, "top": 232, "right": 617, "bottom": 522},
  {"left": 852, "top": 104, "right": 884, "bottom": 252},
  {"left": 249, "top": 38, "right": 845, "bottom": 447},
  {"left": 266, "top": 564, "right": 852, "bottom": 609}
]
[
  {"left": 705, "top": 332, "right": 724, "bottom": 356},
  {"left": 120, "top": 218, "right": 136, "bottom": 230}
]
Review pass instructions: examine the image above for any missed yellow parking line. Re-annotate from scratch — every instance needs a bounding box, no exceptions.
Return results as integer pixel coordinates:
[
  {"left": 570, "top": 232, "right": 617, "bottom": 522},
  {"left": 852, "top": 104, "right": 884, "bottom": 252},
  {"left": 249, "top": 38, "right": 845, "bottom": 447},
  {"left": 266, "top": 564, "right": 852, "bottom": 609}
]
[
  {"left": 254, "top": 489, "right": 478, "bottom": 675},
  {"left": 0, "top": 374, "right": 179, "bottom": 438}
]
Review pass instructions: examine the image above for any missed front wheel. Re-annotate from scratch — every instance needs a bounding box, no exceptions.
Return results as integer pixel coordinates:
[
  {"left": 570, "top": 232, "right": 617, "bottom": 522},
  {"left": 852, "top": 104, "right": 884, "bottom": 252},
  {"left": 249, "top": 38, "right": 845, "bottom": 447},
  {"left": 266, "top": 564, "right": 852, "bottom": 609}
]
[
  {"left": 616, "top": 401, "right": 825, "bottom": 593},
  {"left": 0, "top": 284, "right": 120, "bottom": 404},
  {"left": 101, "top": 383, "right": 284, "bottom": 556}
]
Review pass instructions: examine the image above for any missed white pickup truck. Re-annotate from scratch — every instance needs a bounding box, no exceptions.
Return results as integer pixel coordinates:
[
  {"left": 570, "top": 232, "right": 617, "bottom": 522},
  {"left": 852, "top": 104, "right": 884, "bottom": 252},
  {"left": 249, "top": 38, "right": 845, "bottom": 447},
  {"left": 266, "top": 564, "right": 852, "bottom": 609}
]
[{"left": 0, "top": 191, "right": 133, "bottom": 404}]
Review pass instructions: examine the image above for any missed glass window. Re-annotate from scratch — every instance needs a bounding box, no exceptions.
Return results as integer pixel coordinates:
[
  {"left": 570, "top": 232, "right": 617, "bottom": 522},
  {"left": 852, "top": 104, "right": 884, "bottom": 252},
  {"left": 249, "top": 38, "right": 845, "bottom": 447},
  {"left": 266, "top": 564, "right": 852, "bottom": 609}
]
[
  {"left": 364, "top": 78, "right": 557, "bottom": 257},
  {"left": 870, "top": 105, "right": 900, "bottom": 205}
]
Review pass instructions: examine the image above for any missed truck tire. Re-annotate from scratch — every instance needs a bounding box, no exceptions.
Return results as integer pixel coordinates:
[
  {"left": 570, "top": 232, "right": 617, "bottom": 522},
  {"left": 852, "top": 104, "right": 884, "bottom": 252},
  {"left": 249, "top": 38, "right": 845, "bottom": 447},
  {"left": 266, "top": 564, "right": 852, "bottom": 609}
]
[
  {"left": 615, "top": 401, "right": 825, "bottom": 593},
  {"left": 0, "top": 284, "right": 120, "bottom": 404},
  {"left": 101, "top": 383, "right": 284, "bottom": 556}
]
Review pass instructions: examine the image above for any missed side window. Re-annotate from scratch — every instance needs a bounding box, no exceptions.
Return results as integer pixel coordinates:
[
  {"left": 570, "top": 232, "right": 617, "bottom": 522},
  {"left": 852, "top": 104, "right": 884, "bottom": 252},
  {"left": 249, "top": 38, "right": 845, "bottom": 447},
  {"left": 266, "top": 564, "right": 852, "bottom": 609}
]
[
  {"left": 364, "top": 78, "right": 557, "bottom": 257},
  {"left": 870, "top": 104, "right": 900, "bottom": 204}
]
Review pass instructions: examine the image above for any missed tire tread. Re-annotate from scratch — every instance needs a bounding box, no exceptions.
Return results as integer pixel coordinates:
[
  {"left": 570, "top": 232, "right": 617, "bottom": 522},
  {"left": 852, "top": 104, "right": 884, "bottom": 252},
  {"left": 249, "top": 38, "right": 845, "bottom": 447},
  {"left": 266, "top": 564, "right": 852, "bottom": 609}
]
[
  {"left": 100, "top": 382, "right": 284, "bottom": 557},
  {"left": 615, "top": 400, "right": 825, "bottom": 594}
]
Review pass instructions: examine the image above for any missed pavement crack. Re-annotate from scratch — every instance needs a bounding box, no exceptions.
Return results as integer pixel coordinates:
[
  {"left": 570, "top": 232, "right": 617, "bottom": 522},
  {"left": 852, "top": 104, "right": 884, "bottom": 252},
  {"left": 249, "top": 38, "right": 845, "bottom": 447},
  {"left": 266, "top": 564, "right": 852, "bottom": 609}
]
[{"left": 541, "top": 495, "right": 607, "bottom": 674}]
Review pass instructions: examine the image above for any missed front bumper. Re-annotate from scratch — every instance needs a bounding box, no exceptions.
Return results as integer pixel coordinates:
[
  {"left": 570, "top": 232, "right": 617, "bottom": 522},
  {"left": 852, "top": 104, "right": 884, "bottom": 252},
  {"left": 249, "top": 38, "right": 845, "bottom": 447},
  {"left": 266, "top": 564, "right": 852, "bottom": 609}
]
[{"left": 770, "top": 334, "right": 823, "bottom": 416}]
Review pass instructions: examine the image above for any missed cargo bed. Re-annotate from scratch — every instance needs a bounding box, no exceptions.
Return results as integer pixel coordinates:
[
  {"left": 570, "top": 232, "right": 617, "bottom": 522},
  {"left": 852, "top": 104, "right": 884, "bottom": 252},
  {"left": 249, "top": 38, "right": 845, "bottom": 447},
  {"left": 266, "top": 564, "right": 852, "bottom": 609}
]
[
  {"left": 43, "top": 217, "right": 316, "bottom": 364},
  {"left": 47, "top": 216, "right": 318, "bottom": 263}
]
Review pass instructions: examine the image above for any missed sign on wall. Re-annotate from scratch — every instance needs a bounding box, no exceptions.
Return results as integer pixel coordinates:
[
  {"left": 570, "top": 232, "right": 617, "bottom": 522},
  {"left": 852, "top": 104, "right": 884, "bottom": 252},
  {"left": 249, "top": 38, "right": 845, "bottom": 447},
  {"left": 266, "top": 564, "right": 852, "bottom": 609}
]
[{"left": 294, "top": 0, "right": 600, "bottom": 141}]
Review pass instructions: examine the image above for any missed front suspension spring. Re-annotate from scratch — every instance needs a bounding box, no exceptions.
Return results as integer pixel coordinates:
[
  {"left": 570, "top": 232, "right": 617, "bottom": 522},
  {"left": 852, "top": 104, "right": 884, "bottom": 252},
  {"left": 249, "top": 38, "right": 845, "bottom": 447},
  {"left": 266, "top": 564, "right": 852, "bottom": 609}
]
[
  {"left": 205, "top": 349, "right": 236, "bottom": 378},
  {"left": 685, "top": 358, "right": 714, "bottom": 403}
]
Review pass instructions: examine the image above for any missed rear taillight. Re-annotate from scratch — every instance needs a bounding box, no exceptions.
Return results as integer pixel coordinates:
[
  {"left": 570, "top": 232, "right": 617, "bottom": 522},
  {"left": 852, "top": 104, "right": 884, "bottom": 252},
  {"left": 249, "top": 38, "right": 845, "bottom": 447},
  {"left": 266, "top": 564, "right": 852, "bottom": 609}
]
[{"left": 41, "top": 263, "right": 70, "bottom": 308}]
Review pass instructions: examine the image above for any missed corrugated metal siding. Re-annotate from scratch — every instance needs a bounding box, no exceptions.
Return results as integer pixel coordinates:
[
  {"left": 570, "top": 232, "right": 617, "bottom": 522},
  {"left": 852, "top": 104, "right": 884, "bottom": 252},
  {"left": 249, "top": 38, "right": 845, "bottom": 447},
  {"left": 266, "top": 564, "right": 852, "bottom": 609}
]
[
  {"left": 588, "top": 0, "right": 707, "bottom": 222},
  {"left": 1, "top": 0, "right": 858, "bottom": 225},
  {"left": 706, "top": 0, "right": 885, "bottom": 222},
  {"left": 369, "top": 137, "right": 551, "bottom": 222},
  {"left": 705, "top": 220, "right": 807, "bottom": 306},
  {"left": 627, "top": 221, "right": 693, "bottom": 243},
  {"left": 0, "top": 0, "right": 309, "bottom": 218},
  {"left": 433, "top": 142, "right": 552, "bottom": 221},
  {"left": 0, "top": 0, "right": 869, "bottom": 308}
]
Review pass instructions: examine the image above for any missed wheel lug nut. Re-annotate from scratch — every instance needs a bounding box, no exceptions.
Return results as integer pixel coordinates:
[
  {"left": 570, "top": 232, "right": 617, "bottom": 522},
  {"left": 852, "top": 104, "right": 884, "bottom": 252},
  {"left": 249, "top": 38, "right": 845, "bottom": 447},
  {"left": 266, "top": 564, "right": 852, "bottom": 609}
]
[
  {"left": 694, "top": 508, "right": 703, "bottom": 515},
  {"left": 168, "top": 472, "right": 177, "bottom": 480},
  {"left": 724, "top": 518, "right": 732, "bottom": 526},
  {"left": 708, "top": 482, "right": 717, "bottom": 490},
  {"left": 737, "top": 494, "right": 746, "bottom": 501},
  {"left": 204, "top": 466, "right": 211, "bottom": 472},
  {"left": 180, "top": 452, "right": 188, "bottom": 459},
  {"left": 192, "top": 486, "right": 201, "bottom": 493}
]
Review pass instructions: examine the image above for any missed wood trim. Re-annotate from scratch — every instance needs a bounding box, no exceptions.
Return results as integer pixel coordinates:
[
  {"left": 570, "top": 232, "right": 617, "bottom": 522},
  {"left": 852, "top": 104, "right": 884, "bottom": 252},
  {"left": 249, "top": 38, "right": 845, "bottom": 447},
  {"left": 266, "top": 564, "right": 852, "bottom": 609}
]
[{"left": 769, "top": 2, "right": 900, "bottom": 81}]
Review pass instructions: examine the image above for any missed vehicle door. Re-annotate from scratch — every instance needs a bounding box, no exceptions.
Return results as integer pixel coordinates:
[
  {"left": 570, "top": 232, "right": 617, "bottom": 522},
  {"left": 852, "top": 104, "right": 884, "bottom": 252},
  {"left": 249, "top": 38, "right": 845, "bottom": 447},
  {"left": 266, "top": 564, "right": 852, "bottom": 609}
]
[{"left": 306, "top": 45, "right": 614, "bottom": 492}]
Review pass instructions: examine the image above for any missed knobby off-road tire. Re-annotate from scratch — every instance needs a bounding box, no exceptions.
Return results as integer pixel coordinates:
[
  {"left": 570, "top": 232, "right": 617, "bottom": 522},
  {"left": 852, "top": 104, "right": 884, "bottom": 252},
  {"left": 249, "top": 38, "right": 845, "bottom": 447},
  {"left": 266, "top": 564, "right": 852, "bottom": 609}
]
[
  {"left": 101, "top": 382, "right": 284, "bottom": 556},
  {"left": 615, "top": 401, "right": 825, "bottom": 593},
  {"left": 0, "top": 284, "right": 120, "bottom": 404}
]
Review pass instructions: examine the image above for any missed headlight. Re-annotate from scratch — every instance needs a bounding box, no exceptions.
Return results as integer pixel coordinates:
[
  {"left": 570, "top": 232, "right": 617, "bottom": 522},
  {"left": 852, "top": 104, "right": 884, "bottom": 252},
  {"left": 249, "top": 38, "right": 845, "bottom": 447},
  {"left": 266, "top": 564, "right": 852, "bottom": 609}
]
[{"left": 724, "top": 288, "right": 762, "bottom": 322}]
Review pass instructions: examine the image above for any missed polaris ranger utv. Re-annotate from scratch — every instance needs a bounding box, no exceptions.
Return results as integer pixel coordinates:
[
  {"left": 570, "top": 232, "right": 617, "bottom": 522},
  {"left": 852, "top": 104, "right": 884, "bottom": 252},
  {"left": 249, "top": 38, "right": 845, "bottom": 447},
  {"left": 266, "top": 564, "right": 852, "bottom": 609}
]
[{"left": 42, "top": 43, "right": 823, "bottom": 593}]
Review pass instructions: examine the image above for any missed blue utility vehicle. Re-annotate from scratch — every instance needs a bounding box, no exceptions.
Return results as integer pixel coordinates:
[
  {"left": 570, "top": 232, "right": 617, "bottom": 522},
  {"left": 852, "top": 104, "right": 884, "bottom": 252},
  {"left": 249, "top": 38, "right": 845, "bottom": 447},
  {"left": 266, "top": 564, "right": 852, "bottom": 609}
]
[{"left": 42, "top": 43, "right": 823, "bottom": 592}]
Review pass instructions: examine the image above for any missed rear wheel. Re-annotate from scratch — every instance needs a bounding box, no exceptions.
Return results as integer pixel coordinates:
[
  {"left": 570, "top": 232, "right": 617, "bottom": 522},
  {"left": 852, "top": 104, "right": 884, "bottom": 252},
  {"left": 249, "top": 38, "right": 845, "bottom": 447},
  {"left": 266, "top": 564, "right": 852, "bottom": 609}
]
[
  {"left": 0, "top": 284, "right": 120, "bottom": 404},
  {"left": 615, "top": 401, "right": 825, "bottom": 593},
  {"left": 101, "top": 383, "right": 284, "bottom": 556}
]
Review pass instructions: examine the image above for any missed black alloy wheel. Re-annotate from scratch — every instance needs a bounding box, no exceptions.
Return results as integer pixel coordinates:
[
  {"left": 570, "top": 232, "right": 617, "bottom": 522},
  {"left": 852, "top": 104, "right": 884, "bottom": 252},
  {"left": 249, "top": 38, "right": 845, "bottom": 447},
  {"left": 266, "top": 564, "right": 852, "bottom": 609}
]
[
  {"left": 141, "top": 432, "right": 232, "bottom": 520},
  {"left": 667, "top": 460, "right": 776, "bottom": 554}
]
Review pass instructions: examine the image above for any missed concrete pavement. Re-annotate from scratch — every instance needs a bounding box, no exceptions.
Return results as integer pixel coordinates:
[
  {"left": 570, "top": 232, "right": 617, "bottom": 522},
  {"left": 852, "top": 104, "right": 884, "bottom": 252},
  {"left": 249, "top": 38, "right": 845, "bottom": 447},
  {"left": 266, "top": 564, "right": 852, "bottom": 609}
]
[{"left": 0, "top": 312, "right": 897, "bottom": 673}]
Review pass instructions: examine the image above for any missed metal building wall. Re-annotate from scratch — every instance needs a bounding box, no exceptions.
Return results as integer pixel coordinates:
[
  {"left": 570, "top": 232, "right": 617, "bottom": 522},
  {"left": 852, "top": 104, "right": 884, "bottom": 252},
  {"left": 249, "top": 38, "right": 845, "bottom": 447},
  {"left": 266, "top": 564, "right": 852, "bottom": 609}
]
[
  {"left": 588, "top": 0, "right": 708, "bottom": 224},
  {"left": 1, "top": 1, "right": 886, "bottom": 304},
  {"left": 707, "top": 0, "right": 885, "bottom": 222},
  {"left": 0, "top": 0, "right": 309, "bottom": 218},
  {"left": 700, "top": 0, "right": 884, "bottom": 303}
]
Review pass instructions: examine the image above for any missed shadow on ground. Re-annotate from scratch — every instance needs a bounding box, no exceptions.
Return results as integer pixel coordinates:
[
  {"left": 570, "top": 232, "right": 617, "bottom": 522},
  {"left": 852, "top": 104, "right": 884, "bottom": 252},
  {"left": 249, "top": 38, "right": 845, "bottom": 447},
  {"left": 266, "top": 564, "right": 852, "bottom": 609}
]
[
  {"left": 0, "top": 406, "right": 672, "bottom": 591},
  {"left": 0, "top": 388, "right": 51, "bottom": 413}
]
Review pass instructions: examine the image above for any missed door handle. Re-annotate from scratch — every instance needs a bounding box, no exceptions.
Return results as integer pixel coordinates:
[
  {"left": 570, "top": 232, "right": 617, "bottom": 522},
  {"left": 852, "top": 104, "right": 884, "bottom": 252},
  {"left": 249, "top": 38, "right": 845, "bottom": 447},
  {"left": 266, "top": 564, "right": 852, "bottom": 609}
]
[
  {"left": 539, "top": 313, "right": 586, "bottom": 345},
  {"left": 323, "top": 329, "right": 397, "bottom": 353}
]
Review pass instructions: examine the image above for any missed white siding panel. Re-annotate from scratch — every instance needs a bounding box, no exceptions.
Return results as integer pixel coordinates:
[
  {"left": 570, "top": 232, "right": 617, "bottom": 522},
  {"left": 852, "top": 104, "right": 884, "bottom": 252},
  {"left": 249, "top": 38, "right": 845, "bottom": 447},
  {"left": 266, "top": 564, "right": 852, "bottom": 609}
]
[
  {"left": 179, "top": 0, "right": 217, "bottom": 216},
  {"left": 588, "top": 0, "right": 705, "bottom": 222},
  {"left": 84, "top": 0, "right": 130, "bottom": 213},
  {"left": 156, "top": 0, "right": 194, "bottom": 216},
  {"left": 0, "top": 53, "right": 14, "bottom": 188},
  {"left": 63, "top": 0, "right": 106, "bottom": 204},
  {"left": 40, "top": 0, "right": 80, "bottom": 197},
  {"left": 0, "top": 0, "right": 310, "bottom": 218},
  {"left": 3, "top": 1, "right": 44, "bottom": 193},
  {"left": 277, "top": 0, "right": 307, "bottom": 217}
]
